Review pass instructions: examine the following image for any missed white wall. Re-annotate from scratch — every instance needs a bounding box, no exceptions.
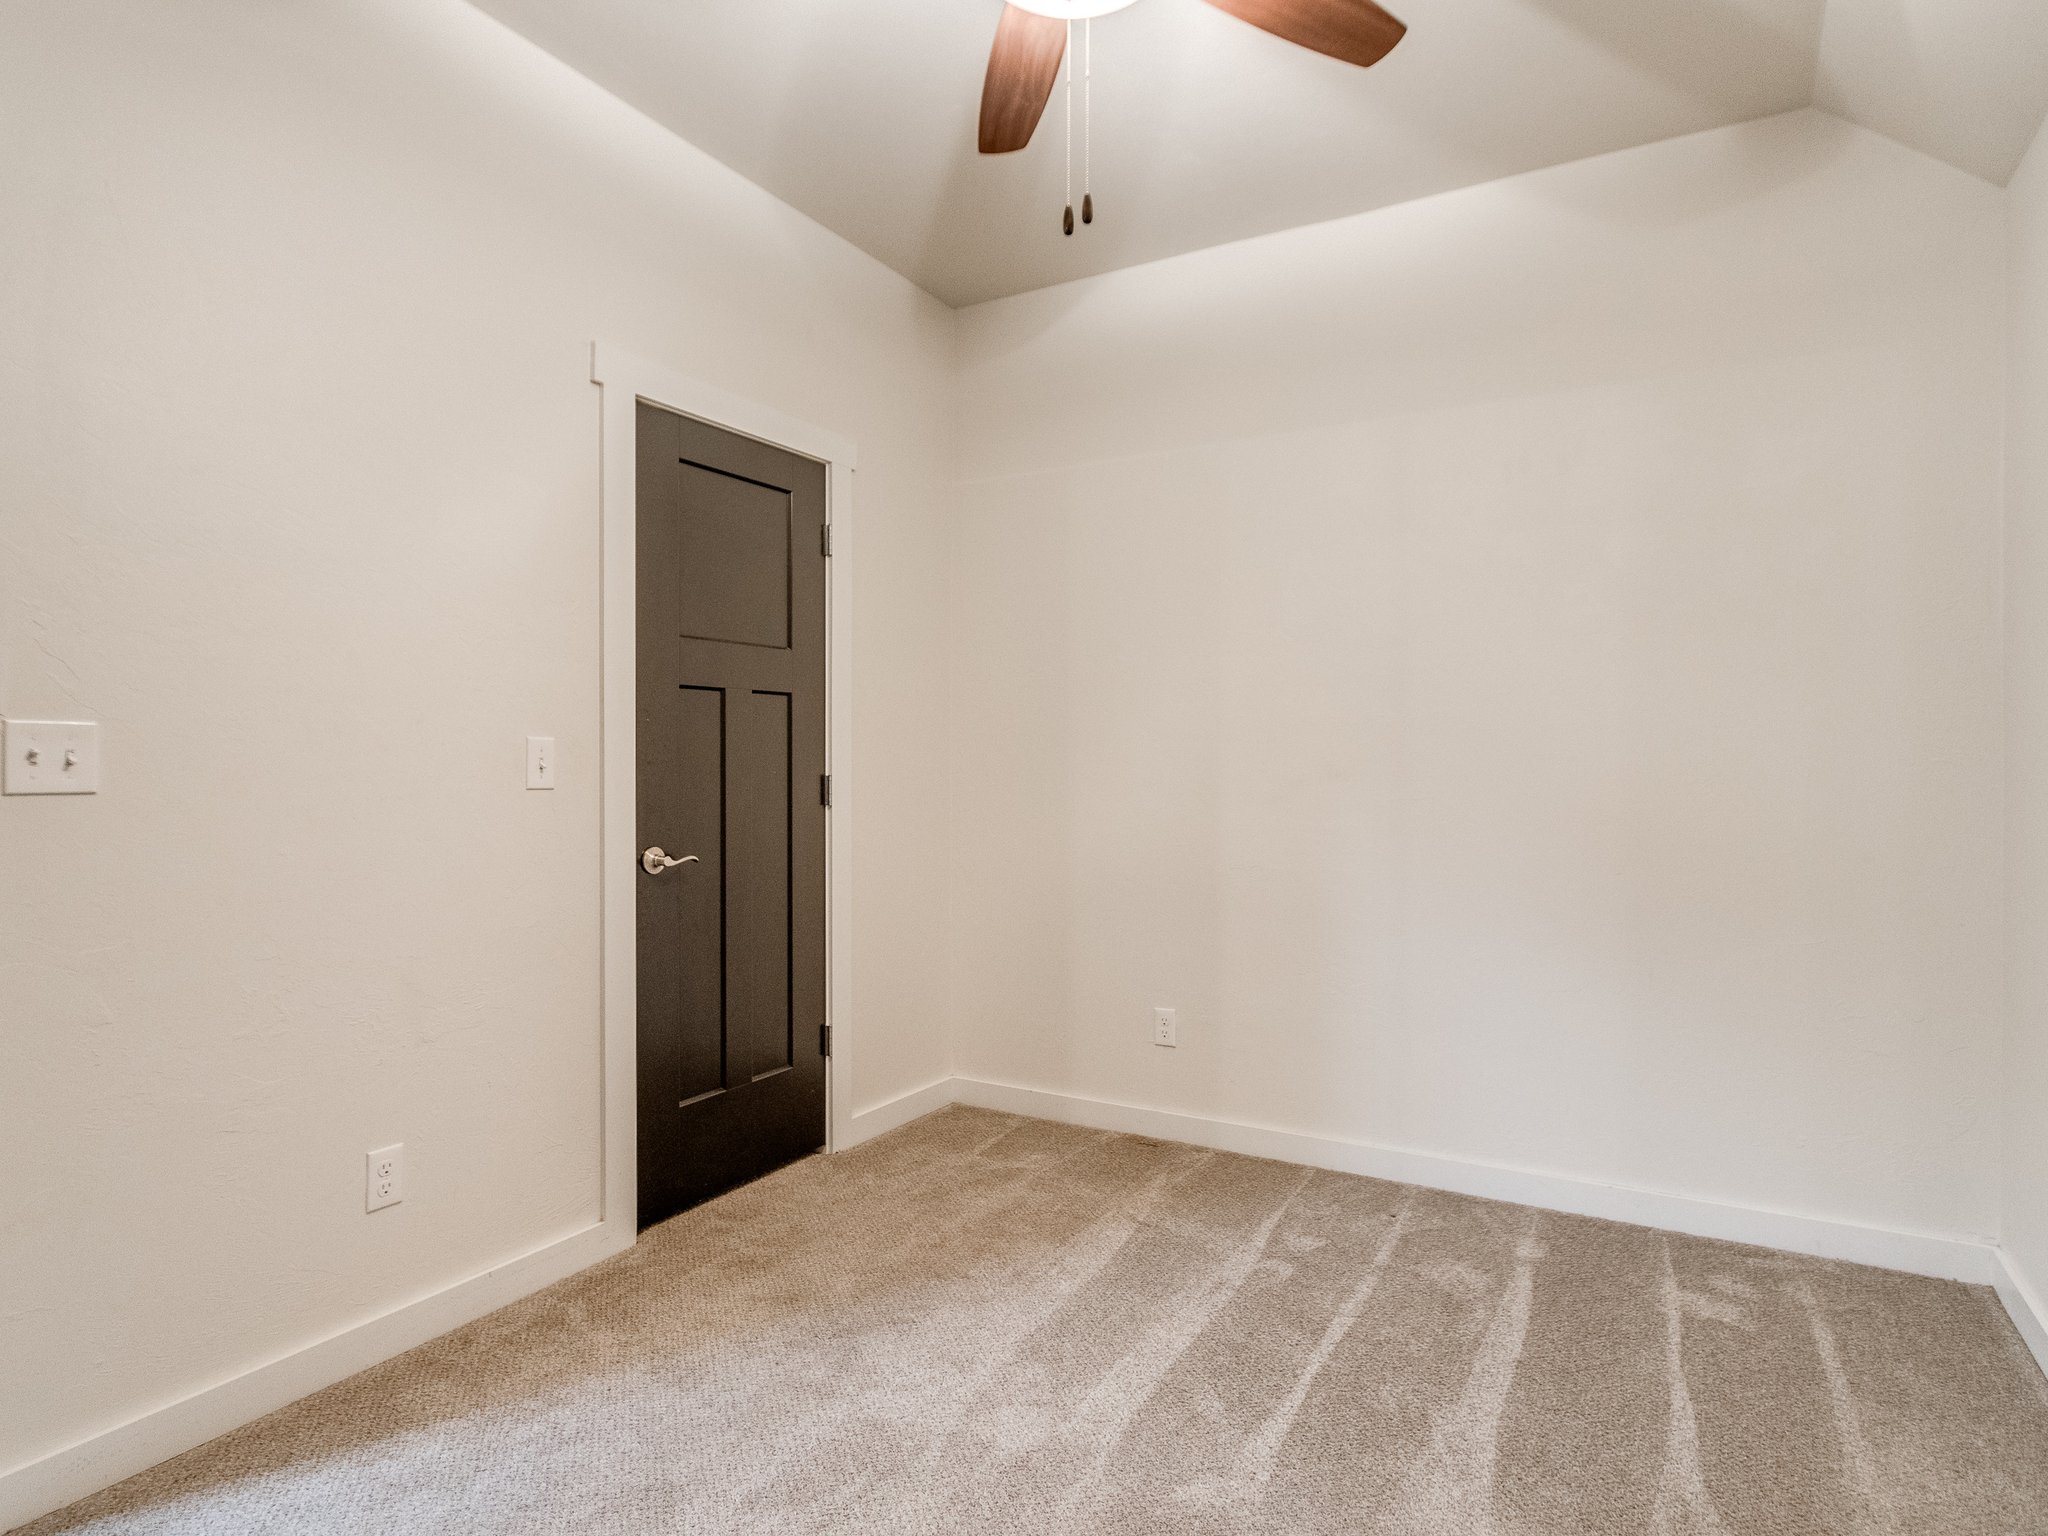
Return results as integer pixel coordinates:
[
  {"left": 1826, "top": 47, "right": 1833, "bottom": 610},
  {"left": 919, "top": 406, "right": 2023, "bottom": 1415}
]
[
  {"left": 1, "top": 5, "right": 2033, "bottom": 1512},
  {"left": 0, "top": 0, "right": 953, "bottom": 1485},
  {"left": 2005, "top": 114, "right": 2048, "bottom": 1327},
  {"left": 950, "top": 109, "right": 2007, "bottom": 1243}
]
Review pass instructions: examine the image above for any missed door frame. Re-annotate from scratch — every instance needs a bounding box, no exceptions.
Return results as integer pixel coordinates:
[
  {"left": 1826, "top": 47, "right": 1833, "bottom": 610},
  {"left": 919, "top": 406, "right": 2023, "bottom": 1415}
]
[{"left": 592, "top": 343, "right": 857, "bottom": 1244}]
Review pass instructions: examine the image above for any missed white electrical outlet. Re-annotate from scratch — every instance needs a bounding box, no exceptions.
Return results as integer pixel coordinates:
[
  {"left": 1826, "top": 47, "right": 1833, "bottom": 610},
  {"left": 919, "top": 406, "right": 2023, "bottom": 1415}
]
[
  {"left": 526, "top": 735, "right": 556, "bottom": 790},
  {"left": 1153, "top": 1007, "right": 1177, "bottom": 1048},
  {"left": 366, "top": 1144, "right": 404, "bottom": 1212}
]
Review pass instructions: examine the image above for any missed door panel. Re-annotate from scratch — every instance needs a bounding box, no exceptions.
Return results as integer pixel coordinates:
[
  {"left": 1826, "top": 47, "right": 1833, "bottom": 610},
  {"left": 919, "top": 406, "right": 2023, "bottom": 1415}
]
[
  {"left": 730, "top": 687, "right": 793, "bottom": 1084},
  {"left": 637, "top": 401, "right": 827, "bottom": 1228},
  {"left": 670, "top": 685, "right": 726, "bottom": 1107},
  {"left": 674, "top": 459, "right": 791, "bottom": 650}
]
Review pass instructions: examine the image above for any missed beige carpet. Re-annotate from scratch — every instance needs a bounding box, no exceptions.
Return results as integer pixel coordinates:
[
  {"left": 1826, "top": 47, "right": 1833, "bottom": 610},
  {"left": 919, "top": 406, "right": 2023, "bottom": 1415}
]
[{"left": 19, "top": 1106, "right": 2048, "bottom": 1535}]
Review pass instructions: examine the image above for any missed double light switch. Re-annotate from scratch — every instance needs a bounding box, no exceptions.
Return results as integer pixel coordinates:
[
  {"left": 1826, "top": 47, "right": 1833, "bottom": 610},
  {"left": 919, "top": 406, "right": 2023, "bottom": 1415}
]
[{"left": 3, "top": 720, "right": 100, "bottom": 795}]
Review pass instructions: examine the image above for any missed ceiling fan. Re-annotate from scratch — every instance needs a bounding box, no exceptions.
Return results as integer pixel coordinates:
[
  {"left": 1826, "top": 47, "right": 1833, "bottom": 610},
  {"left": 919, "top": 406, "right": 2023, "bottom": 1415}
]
[{"left": 978, "top": 0, "right": 1407, "bottom": 232}]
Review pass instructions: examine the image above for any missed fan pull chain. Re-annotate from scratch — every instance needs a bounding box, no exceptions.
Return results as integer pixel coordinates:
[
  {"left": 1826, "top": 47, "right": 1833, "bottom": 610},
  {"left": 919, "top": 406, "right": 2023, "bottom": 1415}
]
[
  {"left": 1062, "top": 21, "right": 1074, "bottom": 236},
  {"left": 1082, "top": 19, "right": 1093, "bottom": 225}
]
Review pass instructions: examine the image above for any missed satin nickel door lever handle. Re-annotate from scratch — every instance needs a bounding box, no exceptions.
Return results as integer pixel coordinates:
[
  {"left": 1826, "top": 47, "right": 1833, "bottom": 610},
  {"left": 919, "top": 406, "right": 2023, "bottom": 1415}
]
[{"left": 641, "top": 847, "right": 700, "bottom": 875}]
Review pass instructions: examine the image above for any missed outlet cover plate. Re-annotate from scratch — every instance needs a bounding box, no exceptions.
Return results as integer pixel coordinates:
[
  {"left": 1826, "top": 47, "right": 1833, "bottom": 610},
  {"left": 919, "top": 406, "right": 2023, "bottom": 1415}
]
[{"left": 366, "top": 1144, "right": 404, "bottom": 1212}]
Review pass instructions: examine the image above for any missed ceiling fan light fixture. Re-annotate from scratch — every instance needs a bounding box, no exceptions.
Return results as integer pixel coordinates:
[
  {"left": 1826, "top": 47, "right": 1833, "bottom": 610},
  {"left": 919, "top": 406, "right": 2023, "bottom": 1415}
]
[
  {"left": 984, "top": 0, "right": 1406, "bottom": 238},
  {"left": 1007, "top": 0, "right": 1139, "bottom": 18}
]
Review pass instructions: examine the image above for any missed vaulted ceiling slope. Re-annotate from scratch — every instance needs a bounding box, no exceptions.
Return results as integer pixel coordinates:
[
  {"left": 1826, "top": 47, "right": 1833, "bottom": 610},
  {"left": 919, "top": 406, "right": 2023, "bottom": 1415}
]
[
  {"left": 1817, "top": 0, "right": 2048, "bottom": 188},
  {"left": 465, "top": 0, "right": 2048, "bottom": 307}
]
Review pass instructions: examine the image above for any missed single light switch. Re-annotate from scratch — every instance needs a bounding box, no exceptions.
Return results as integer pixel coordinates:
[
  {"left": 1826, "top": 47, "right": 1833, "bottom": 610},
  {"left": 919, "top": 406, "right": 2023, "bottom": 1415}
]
[
  {"left": 4, "top": 720, "right": 100, "bottom": 795},
  {"left": 526, "top": 735, "right": 556, "bottom": 790}
]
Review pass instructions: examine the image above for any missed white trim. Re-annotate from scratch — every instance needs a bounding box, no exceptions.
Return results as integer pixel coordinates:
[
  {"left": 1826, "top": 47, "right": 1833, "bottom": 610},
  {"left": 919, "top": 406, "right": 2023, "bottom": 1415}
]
[
  {"left": 946, "top": 1076, "right": 2000, "bottom": 1285},
  {"left": 841, "top": 1077, "right": 958, "bottom": 1148},
  {"left": 1995, "top": 1248, "right": 2048, "bottom": 1382},
  {"left": 592, "top": 348, "right": 857, "bottom": 473},
  {"left": 11, "top": 1079, "right": 2038, "bottom": 1529},
  {"left": 0, "top": 1222, "right": 628, "bottom": 1534},
  {"left": 591, "top": 343, "right": 860, "bottom": 1223}
]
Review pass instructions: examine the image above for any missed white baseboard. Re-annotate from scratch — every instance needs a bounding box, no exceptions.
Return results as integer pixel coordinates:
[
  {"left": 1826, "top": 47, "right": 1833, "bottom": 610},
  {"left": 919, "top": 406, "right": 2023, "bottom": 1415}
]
[
  {"left": 840, "top": 1076, "right": 958, "bottom": 1149},
  {"left": 948, "top": 1076, "right": 2000, "bottom": 1286},
  {"left": 14, "top": 1083, "right": 2040, "bottom": 1532},
  {"left": 0, "top": 1219, "right": 633, "bottom": 1534},
  {"left": 1994, "top": 1248, "right": 2048, "bottom": 1383}
]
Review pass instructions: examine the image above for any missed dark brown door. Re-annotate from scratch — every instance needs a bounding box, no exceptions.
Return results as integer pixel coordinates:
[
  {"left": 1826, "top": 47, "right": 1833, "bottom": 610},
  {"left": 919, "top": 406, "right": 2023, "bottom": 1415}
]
[{"left": 636, "top": 401, "right": 827, "bottom": 1228}]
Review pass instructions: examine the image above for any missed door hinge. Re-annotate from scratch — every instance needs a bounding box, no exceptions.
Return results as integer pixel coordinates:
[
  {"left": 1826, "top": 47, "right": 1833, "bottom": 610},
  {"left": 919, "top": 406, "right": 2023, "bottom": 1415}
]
[
  {"left": 821, "top": 522, "right": 833, "bottom": 557},
  {"left": 820, "top": 1023, "right": 833, "bottom": 1058},
  {"left": 820, "top": 772, "right": 832, "bottom": 808}
]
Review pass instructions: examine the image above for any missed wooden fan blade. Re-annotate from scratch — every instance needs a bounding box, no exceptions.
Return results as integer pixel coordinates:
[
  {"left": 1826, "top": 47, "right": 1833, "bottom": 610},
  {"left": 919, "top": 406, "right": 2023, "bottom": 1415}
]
[
  {"left": 1200, "top": 0, "right": 1406, "bottom": 68},
  {"left": 979, "top": 4, "right": 1067, "bottom": 154}
]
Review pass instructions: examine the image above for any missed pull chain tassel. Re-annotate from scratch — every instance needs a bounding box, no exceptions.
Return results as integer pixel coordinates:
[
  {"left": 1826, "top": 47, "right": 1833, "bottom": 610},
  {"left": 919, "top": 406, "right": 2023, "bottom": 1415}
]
[
  {"left": 1062, "top": 20, "right": 1074, "bottom": 236},
  {"left": 1082, "top": 19, "right": 1093, "bottom": 224}
]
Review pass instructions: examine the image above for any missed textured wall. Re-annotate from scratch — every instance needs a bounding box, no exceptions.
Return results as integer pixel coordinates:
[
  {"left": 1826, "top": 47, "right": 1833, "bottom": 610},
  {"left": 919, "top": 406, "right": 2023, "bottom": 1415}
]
[
  {"left": 0, "top": 0, "right": 954, "bottom": 1479},
  {"left": 2005, "top": 113, "right": 2048, "bottom": 1325},
  {"left": 951, "top": 111, "right": 2007, "bottom": 1243}
]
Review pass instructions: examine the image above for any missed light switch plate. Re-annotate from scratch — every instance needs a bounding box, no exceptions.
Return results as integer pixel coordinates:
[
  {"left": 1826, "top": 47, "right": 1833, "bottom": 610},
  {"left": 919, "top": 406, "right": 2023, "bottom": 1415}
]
[
  {"left": 526, "top": 735, "right": 555, "bottom": 790},
  {"left": 3, "top": 720, "right": 100, "bottom": 795}
]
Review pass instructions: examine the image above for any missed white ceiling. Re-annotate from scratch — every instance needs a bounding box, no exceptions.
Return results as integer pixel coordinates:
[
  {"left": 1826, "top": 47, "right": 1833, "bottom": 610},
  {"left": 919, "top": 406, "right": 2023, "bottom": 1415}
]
[
  {"left": 466, "top": 0, "right": 2048, "bottom": 307},
  {"left": 1815, "top": 0, "right": 2048, "bottom": 187}
]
